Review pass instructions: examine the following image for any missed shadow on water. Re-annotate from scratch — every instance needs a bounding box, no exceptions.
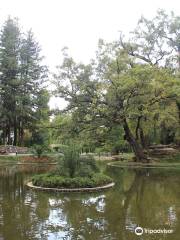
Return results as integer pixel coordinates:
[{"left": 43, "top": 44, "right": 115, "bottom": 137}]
[{"left": 0, "top": 163, "right": 180, "bottom": 239}]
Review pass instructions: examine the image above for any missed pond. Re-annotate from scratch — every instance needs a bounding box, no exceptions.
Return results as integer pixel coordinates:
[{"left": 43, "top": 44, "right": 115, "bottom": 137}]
[{"left": 0, "top": 163, "right": 180, "bottom": 240}]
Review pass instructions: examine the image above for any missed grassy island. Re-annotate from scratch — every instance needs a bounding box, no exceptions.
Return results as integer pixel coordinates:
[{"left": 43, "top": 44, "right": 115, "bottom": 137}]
[
  {"left": 32, "top": 172, "right": 112, "bottom": 188},
  {"left": 30, "top": 145, "right": 114, "bottom": 190}
]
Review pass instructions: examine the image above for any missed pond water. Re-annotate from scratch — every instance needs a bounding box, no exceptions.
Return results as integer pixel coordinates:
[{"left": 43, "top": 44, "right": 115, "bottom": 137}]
[{"left": 0, "top": 163, "right": 180, "bottom": 240}]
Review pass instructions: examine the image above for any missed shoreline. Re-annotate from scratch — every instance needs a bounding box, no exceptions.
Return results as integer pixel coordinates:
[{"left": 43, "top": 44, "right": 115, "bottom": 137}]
[
  {"left": 26, "top": 181, "right": 115, "bottom": 193},
  {"left": 108, "top": 161, "right": 180, "bottom": 169}
]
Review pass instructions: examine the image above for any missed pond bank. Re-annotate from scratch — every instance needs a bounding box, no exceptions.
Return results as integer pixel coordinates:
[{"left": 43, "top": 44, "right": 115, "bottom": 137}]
[
  {"left": 26, "top": 181, "right": 115, "bottom": 192},
  {"left": 108, "top": 161, "right": 180, "bottom": 168}
]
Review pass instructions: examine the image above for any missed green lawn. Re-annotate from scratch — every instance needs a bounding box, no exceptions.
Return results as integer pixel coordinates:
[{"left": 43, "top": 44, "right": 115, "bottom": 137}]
[
  {"left": 0, "top": 155, "right": 20, "bottom": 161},
  {"left": 107, "top": 152, "right": 180, "bottom": 168}
]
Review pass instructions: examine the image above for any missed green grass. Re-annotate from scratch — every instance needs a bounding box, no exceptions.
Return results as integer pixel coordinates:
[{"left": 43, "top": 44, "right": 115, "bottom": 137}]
[
  {"left": 108, "top": 160, "right": 180, "bottom": 169},
  {"left": 32, "top": 173, "right": 113, "bottom": 188},
  {"left": 120, "top": 152, "right": 134, "bottom": 161},
  {"left": 155, "top": 153, "right": 180, "bottom": 163},
  {"left": 0, "top": 155, "right": 20, "bottom": 161},
  {"left": 0, "top": 153, "right": 59, "bottom": 163},
  {"left": 108, "top": 151, "right": 180, "bottom": 167},
  {"left": 94, "top": 152, "right": 134, "bottom": 162}
]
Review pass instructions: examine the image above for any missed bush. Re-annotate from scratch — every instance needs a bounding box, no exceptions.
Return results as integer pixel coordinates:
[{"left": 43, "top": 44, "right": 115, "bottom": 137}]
[
  {"left": 56, "top": 146, "right": 100, "bottom": 178},
  {"left": 63, "top": 145, "right": 80, "bottom": 178},
  {"left": 51, "top": 144, "right": 69, "bottom": 153},
  {"left": 32, "top": 144, "right": 50, "bottom": 158},
  {"left": 32, "top": 173, "right": 113, "bottom": 188},
  {"left": 77, "top": 154, "right": 100, "bottom": 177},
  {"left": 33, "top": 144, "right": 113, "bottom": 189}
]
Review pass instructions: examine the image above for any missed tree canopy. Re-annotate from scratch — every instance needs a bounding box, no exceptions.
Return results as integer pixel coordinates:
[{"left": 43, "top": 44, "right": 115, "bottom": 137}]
[
  {"left": 0, "top": 11, "right": 179, "bottom": 162},
  {"left": 0, "top": 18, "right": 49, "bottom": 146},
  {"left": 53, "top": 10, "right": 180, "bottom": 162}
]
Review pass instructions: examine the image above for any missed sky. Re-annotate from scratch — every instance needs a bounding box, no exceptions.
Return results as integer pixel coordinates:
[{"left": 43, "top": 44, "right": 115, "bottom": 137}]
[{"left": 0, "top": 0, "right": 179, "bottom": 109}]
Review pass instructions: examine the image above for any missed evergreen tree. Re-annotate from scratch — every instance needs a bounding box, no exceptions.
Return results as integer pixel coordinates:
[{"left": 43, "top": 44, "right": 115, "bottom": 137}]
[
  {"left": 19, "top": 30, "right": 48, "bottom": 145},
  {"left": 0, "top": 18, "right": 21, "bottom": 145},
  {"left": 0, "top": 18, "right": 49, "bottom": 146}
]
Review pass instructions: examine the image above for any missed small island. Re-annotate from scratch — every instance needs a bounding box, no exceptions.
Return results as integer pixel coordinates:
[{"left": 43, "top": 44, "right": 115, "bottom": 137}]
[{"left": 27, "top": 145, "right": 114, "bottom": 192}]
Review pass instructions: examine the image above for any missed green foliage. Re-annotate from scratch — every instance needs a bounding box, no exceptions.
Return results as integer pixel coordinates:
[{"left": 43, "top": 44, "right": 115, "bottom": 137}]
[
  {"left": 32, "top": 173, "right": 113, "bottom": 188},
  {"left": 159, "top": 153, "right": 180, "bottom": 163},
  {"left": 78, "top": 154, "right": 100, "bottom": 177},
  {"left": 32, "top": 144, "right": 50, "bottom": 158},
  {"left": 0, "top": 18, "right": 49, "bottom": 146},
  {"left": 50, "top": 114, "right": 77, "bottom": 145},
  {"left": 1, "top": 11, "right": 178, "bottom": 164},
  {"left": 0, "top": 155, "right": 20, "bottom": 161},
  {"left": 31, "top": 128, "right": 49, "bottom": 146},
  {"left": 56, "top": 145, "right": 100, "bottom": 178},
  {"left": 31, "top": 128, "right": 50, "bottom": 158},
  {"left": 50, "top": 144, "right": 69, "bottom": 153},
  {"left": 62, "top": 145, "right": 80, "bottom": 178},
  {"left": 53, "top": 10, "right": 180, "bottom": 162}
]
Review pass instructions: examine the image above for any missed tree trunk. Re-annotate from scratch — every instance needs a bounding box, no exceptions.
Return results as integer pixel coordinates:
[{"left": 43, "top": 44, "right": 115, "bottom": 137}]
[
  {"left": 13, "top": 117, "right": 17, "bottom": 146},
  {"left": 2, "top": 123, "right": 6, "bottom": 145},
  {"left": 7, "top": 121, "right": 11, "bottom": 145},
  {"left": 139, "top": 127, "right": 146, "bottom": 149},
  {"left": 176, "top": 100, "right": 180, "bottom": 125},
  {"left": 135, "top": 116, "right": 142, "bottom": 140},
  {"left": 20, "top": 127, "right": 24, "bottom": 146},
  {"left": 18, "top": 120, "right": 24, "bottom": 146},
  {"left": 123, "top": 119, "right": 148, "bottom": 162}
]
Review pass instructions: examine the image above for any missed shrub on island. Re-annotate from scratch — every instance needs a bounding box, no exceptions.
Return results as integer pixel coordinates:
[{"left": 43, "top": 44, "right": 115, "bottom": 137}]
[
  {"left": 31, "top": 144, "right": 113, "bottom": 189},
  {"left": 32, "top": 173, "right": 113, "bottom": 188}
]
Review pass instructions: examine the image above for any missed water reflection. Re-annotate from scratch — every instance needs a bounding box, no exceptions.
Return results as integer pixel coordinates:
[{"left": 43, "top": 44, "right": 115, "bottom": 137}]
[{"left": 0, "top": 164, "right": 180, "bottom": 239}]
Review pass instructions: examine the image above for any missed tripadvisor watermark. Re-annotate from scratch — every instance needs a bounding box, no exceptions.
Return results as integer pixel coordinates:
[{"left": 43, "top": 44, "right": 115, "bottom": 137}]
[{"left": 134, "top": 226, "right": 173, "bottom": 236}]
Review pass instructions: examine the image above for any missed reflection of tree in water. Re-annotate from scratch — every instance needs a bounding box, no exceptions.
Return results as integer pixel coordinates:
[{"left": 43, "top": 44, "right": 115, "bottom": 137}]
[
  {"left": 108, "top": 168, "right": 180, "bottom": 240},
  {"left": 1, "top": 165, "right": 180, "bottom": 240},
  {"left": 0, "top": 165, "right": 54, "bottom": 240},
  {"left": 61, "top": 194, "right": 108, "bottom": 239},
  {"left": 35, "top": 168, "right": 180, "bottom": 240},
  {"left": 0, "top": 170, "right": 35, "bottom": 239}
]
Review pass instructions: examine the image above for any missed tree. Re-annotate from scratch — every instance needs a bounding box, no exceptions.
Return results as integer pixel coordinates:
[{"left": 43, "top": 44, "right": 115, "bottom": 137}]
[
  {"left": 54, "top": 15, "right": 179, "bottom": 162},
  {"left": 119, "top": 9, "right": 180, "bottom": 146},
  {"left": 119, "top": 9, "right": 180, "bottom": 70},
  {"left": 0, "top": 18, "right": 21, "bottom": 145},
  {"left": 0, "top": 18, "right": 49, "bottom": 146},
  {"left": 18, "top": 30, "right": 48, "bottom": 145}
]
